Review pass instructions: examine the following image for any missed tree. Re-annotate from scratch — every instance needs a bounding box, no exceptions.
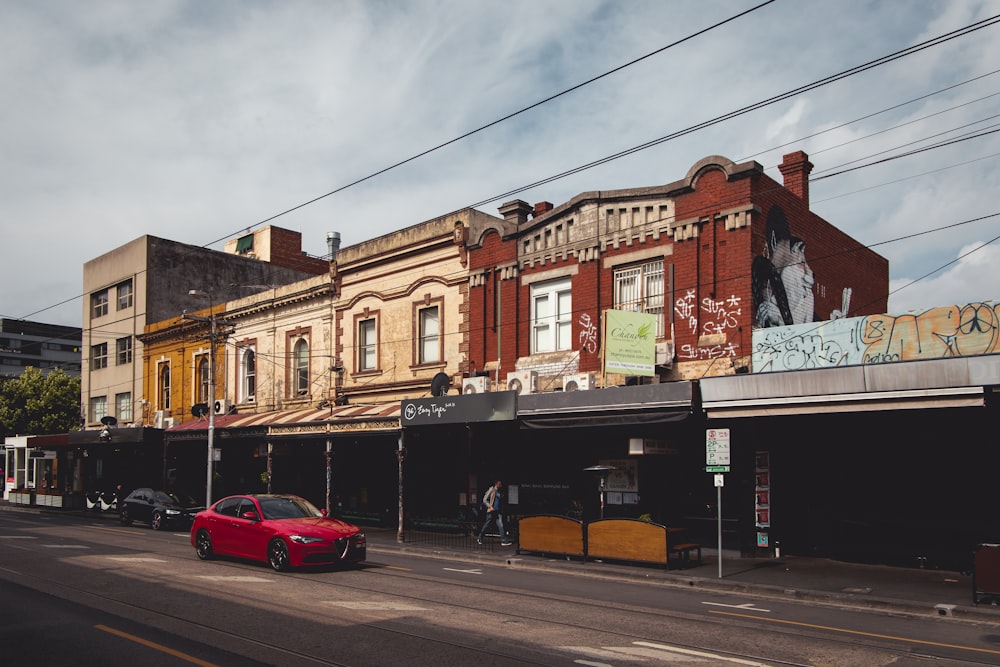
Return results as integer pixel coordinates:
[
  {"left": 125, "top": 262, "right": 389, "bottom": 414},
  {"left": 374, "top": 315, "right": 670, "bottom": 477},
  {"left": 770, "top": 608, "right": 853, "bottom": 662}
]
[{"left": 0, "top": 367, "right": 81, "bottom": 440}]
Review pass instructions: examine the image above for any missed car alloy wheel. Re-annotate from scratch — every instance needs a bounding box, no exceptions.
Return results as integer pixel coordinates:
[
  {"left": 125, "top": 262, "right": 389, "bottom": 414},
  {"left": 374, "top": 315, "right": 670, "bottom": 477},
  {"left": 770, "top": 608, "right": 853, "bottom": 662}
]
[
  {"left": 195, "top": 530, "right": 214, "bottom": 560},
  {"left": 120, "top": 507, "right": 132, "bottom": 526},
  {"left": 151, "top": 511, "right": 164, "bottom": 531},
  {"left": 268, "top": 539, "right": 290, "bottom": 572}
]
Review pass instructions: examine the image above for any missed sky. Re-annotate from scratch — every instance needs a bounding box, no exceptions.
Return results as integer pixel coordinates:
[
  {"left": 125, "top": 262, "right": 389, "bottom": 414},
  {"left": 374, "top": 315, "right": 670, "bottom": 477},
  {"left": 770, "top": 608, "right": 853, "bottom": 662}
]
[{"left": 3, "top": 0, "right": 1000, "bottom": 328}]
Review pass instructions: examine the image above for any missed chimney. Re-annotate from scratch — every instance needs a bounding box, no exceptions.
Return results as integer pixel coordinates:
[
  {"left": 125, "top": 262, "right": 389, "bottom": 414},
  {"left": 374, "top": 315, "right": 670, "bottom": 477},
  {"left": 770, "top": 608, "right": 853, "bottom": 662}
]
[
  {"left": 778, "top": 151, "right": 813, "bottom": 207},
  {"left": 533, "top": 201, "right": 554, "bottom": 217},
  {"left": 498, "top": 199, "right": 534, "bottom": 225},
  {"left": 326, "top": 231, "right": 341, "bottom": 261}
]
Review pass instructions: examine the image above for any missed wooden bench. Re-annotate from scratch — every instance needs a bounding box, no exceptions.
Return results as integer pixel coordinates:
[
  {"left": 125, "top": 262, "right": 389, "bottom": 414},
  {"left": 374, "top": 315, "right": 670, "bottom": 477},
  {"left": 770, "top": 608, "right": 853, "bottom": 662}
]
[
  {"left": 669, "top": 541, "right": 702, "bottom": 566},
  {"left": 587, "top": 518, "right": 668, "bottom": 566}
]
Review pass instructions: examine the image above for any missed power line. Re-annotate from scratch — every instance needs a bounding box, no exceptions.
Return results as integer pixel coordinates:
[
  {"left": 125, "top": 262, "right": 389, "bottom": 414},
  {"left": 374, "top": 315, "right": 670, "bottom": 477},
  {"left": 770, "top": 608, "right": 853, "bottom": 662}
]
[{"left": 202, "top": 0, "right": 778, "bottom": 250}]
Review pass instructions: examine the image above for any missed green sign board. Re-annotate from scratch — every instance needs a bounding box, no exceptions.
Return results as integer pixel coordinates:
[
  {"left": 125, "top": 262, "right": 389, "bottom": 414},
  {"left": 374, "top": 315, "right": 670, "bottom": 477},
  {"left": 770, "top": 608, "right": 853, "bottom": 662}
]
[
  {"left": 603, "top": 309, "right": 657, "bottom": 376},
  {"left": 705, "top": 465, "right": 730, "bottom": 473}
]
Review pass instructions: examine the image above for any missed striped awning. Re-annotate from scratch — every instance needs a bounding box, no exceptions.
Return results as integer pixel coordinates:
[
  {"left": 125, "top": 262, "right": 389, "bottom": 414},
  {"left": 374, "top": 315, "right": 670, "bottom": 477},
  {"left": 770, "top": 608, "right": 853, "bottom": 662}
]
[{"left": 166, "top": 403, "right": 400, "bottom": 438}]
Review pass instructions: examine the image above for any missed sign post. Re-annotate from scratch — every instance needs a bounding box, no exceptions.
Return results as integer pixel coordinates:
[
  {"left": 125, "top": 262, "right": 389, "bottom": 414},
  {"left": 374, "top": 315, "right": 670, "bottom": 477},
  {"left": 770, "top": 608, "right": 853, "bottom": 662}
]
[{"left": 706, "top": 428, "right": 730, "bottom": 579}]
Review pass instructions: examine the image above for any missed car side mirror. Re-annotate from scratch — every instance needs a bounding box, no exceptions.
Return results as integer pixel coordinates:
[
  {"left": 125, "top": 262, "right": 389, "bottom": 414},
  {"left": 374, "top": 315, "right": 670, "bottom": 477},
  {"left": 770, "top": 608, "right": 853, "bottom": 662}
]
[{"left": 241, "top": 511, "right": 259, "bottom": 521}]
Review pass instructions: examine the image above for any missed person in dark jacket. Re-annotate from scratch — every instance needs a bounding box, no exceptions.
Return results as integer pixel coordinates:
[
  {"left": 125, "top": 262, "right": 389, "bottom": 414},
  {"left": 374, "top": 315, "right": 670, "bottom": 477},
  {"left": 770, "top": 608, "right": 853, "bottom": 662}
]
[{"left": 477, "top": 480, "right": 511, "bottom": 546}]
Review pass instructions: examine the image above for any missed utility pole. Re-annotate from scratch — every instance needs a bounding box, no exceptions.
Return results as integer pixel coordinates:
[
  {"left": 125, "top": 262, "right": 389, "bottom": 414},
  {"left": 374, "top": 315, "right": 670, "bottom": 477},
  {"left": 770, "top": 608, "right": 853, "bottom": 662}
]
[{"left": 184, "top": 290, "right": 232, "bottom": 508}]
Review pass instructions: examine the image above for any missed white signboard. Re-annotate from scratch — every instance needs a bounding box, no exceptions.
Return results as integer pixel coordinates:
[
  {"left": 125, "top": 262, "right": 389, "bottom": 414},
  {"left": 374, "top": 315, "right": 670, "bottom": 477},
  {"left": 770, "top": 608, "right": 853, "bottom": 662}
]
[{"left": 706, "top": 428, "right": 731, "bottom": 467}]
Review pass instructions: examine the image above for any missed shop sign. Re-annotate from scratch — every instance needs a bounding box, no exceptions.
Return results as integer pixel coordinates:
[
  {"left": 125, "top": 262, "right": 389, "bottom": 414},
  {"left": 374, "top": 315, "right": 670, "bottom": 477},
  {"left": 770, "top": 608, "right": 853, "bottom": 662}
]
[{"left": 401, "top": 391, "right": 516, "bottom": 426}]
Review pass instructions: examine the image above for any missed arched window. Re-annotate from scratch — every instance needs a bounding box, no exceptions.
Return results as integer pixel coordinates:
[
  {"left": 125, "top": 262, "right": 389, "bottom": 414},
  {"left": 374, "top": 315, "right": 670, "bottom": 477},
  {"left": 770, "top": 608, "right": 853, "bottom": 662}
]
[
  {"left": 159, "top": 364, "right": 171, "bottom": 410},
  {"left": 293, "top": 339, "right": 309, "bottom": 396},
  {"left": 198, "top": 357, "right": 209, "bottom": 404},
  {"left": 241, "top": 348, "right": 256, "bottom": 403}
]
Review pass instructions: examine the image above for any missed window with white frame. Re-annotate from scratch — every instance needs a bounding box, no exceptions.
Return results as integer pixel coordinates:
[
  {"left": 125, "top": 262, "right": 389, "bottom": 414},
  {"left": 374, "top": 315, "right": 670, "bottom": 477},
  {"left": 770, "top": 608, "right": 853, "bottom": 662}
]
[
  {"left": 293, "top": 338, "right": 309, "bottom": 396},
  {"left": 530, "top": 277, "right": 573, "bottom": 353},
  {"left": 614, "top": 259, "right": 665, "bottom": 338},
  {"left": 418, "top": 305, "right": 440, "bottom": 364},
  {"left": 116, "top": 336, "right": 132, "bottom": 365},
  {"left": 159, "top": 364, "right": 171, "bottom": 410},
  {"left": 116, "top": 279, "right": 133, "bottom": 310},
  {"left": 358, "top": 318, "right": 377, "bottom": 372},
  {"left": 116, "top": 392, "right": 132, "bottom": 421},
  {"left": 90, "top": 395, "right": 107, "bottom": 423},
  {"left": 197, "top": 356, "right": 209, "bottom": 404},
  {"left": 91, "top": 342, "right": 108, "bottom": 370},
  {"left": 240, "top": 347, "right": 256, "bottom": 402},
  {"left": 91, "top": 290, "right": 109, "bottom": 318}
]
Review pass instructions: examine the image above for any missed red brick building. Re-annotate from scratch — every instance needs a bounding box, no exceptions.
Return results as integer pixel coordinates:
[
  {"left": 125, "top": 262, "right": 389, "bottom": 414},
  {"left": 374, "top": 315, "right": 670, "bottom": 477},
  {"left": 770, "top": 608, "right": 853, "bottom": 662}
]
[{"left": 465, "top": 151, "right": 888, "bottom": 388}]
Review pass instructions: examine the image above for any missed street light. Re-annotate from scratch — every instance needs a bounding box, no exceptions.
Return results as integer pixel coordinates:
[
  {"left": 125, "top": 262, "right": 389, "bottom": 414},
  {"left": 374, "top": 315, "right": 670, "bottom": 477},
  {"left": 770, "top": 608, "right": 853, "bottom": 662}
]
[{"left": 184, "top": 289, "right": 229, "bottom": 507}]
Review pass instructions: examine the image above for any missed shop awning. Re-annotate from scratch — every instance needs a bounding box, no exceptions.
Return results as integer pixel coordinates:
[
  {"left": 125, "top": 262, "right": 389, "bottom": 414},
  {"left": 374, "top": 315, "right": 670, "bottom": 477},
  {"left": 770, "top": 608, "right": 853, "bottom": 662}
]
[
  {"left": 700, "top": 355, "right": 998, "bottom": 418},
  {"left": 166, "top": 403, "right": 401, "bottom": 438},
  {"left": 517, "top": 381, "right": 694, "bottom": 429}
]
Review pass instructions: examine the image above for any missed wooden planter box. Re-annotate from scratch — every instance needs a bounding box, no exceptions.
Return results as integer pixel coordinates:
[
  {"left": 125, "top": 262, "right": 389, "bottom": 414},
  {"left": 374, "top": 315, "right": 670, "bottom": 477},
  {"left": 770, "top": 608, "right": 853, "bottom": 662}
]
[{"left": 516, "top": 515, "right": 584, "bottom": 558}]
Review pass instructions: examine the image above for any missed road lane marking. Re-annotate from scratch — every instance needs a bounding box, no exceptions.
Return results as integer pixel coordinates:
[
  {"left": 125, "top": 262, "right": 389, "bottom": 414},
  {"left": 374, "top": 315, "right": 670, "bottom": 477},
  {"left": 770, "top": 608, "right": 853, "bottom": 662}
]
[
  {"left": 443, "top": 567, "right": 483, "bottom": 575},
  {"left": 564, "top": 642, "right": 774, "bottom": 665},
  {"left": 107, "top": 556, "right": 168, "bottom": 563},
  {"left": 40, "top": 544, "right": 90, "bottom": 549},
  {"left": 702, "top": 601, "right": 771, "bottom": 612},
  {"left": 194, "top": 575, "right": 273, "bottom": 583},
  {"left": 95, "top": 624, "right": 218, "bottom": 667},
  {"left": 325, "top": 601, "right": 429, "bottom": 611},
  {"left": 634, "top": 641, "right": 773, "bottom": 665},
  {"left": 0, "top": 536, "right": 37, "bottom": 539},
  {"left": 709, "top": 610, "right": 1000, "bottom": 657}
]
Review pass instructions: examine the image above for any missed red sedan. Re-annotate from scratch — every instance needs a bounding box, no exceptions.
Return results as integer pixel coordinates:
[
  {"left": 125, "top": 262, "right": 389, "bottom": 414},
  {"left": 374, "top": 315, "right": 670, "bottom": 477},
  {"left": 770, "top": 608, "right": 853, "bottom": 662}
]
[{"left": 190, "top": 494, "right": 366, "bottom": 571}]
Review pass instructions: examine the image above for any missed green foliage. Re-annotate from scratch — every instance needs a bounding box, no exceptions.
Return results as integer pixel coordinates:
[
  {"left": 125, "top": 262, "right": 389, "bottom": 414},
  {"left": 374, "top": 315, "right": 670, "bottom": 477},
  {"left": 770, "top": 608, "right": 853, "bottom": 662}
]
[{"left": 0, "top": 367, "right": 80, "bottom": 440}]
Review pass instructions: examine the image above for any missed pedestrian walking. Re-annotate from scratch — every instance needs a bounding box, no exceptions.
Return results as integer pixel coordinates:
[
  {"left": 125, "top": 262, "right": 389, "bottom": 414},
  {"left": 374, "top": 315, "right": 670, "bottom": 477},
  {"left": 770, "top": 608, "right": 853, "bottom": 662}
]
[{"left": 477, "top": 479, "right": 511, "bottom": 546}]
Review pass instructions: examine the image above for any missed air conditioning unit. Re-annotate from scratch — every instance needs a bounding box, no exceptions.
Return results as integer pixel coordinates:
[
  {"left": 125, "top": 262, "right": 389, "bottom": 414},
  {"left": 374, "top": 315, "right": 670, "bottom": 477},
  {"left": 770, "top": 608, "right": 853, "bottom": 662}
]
[
  {"left": 162, "top": 417, "right": 176, "bottom": 429},
  {"left": 563, "top": 373, "right": 596, "bottom": 391},
  {"left": 505, "top": 370, "right": 538, "bottom": 395},
  {"left": 152, "top": 410, "right": 166, "bottom": 429},
  {"left": 214, "top": 399, "right": 232, "bottom": 415},
  {"left": 462, "top": 376, "right": 492, "bottom": 394},
  {"left": 656, "top": 341, "right": 675, "bottom": 367}
]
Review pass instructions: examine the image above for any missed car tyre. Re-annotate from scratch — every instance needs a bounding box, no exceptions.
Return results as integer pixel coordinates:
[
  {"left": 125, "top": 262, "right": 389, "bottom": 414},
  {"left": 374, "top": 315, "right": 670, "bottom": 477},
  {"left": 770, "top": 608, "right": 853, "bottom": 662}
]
[
  {"left": 195, "top": 529, "right": 214, "bottom": 560},
  {"left": 268, "top": 538, "right": 290, "bottom": 572},
  {"left": 120, "top": 507, "right": 132, "bottom": 526},
  {"left": 151, "top": 510, "right": 164, "bottom": 531}
]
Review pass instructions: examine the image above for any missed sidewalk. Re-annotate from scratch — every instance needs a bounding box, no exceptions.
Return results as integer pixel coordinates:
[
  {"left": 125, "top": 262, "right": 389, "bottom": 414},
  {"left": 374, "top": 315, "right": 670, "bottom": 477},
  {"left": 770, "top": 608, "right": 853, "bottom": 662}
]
[
  {"left": 4, "top": 502, "right": 997, "bottom": 623},
  {"left": 362, "top": 527, "right": 1000, "bottom": 623}
]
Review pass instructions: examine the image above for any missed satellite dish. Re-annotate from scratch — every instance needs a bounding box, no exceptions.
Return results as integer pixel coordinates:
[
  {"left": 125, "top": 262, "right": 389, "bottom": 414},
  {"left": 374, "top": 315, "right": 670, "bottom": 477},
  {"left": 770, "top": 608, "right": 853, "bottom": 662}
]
[
  {"left": 100, "top": 415, "right": 117, "bottom": 426},
  {"left": 430, "top": 372, "right": 451, "bottom": 397},
  {"left": 191, "top": 403, "right": 210, "bottom": 418}
]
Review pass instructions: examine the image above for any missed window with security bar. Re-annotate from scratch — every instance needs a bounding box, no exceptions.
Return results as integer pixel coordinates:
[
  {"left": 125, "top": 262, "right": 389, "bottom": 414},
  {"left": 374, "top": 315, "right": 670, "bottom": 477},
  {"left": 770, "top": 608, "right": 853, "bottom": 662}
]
[{"left": 613, "top": 260, "right": 665, "bottom": 338}]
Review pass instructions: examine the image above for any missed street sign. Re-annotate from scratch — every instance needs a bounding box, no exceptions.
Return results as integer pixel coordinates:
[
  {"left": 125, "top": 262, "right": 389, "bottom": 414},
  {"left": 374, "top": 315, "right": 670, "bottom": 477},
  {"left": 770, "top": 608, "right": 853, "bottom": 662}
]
[
  {"left": 706, "top": 428, "right": 731, "bottom": 468},
  {"left": 705, "top": 465, "right": 730, "bottom": 473},
  {"left": 714, "top": 474, "right": 725, "bottom": 487}
]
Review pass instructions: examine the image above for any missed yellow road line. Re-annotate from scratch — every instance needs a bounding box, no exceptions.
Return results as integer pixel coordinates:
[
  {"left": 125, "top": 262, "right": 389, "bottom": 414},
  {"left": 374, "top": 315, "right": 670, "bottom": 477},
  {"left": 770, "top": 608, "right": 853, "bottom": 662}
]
[
  {"left": 95, "top": 624, "right": 219, "bottom": 667},
  {"left": 708, "top": 610, "right": 1000, "bottom": 656}
]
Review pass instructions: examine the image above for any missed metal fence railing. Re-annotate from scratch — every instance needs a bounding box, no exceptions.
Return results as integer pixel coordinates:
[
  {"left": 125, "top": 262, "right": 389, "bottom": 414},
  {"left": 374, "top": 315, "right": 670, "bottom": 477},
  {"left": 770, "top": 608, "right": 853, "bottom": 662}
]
[{"left": 402, "top": 518, "right": 516, "bottom": 554}]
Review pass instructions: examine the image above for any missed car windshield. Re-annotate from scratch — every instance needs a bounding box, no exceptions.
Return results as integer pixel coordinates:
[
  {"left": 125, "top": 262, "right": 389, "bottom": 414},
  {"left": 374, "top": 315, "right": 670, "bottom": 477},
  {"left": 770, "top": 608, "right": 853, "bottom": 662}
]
[
  {"left": 154, "top": 491, "right": 196, "bottom": 505},
  {"left": 257, "top": 496, "right": 322, "bottom": 520}
]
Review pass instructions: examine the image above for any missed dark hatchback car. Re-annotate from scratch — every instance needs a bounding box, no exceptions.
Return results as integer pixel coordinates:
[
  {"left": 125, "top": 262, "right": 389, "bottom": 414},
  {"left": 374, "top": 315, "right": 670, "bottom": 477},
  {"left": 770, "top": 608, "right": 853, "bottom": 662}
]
[
  {"left": 190, "top": 494, "right": 366, "bottom": 571},
  {"left": 120, "top": 488, "right": 203, "bottom": 531}
]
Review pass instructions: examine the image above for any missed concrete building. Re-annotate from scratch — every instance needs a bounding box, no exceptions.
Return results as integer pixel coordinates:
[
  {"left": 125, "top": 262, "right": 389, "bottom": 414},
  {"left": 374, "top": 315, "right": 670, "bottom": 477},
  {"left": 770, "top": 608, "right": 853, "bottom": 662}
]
[
  {"left": 81, "top": 227, "right": 329, "bottom": 430},
  {"left": 0, "top": 318, "right": 81, "bottom": 378}
]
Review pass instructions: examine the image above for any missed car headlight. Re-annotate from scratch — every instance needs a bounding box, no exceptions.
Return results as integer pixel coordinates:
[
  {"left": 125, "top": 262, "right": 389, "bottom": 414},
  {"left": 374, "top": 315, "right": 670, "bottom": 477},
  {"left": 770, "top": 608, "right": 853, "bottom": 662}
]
[
  {"left": 289, "top": 535, "right": 325, "bottom": 544},
  {"left": 165, "top": 509, "right": 181, "bottom": 515}
]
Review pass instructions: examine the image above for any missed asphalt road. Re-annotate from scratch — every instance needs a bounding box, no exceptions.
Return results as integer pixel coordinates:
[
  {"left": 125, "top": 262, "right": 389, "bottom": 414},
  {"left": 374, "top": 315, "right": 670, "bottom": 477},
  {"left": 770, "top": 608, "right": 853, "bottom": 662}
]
[{"left": 2, "top": 510, "right": 998, "bottom": 666}]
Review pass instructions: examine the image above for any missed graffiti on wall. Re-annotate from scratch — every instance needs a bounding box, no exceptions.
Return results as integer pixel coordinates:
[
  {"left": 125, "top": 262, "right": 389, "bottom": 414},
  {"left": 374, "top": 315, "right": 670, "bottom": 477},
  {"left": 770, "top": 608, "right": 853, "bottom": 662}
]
[
  {"left": 579, "top": 312, "right": 599, "bottom": 354},
  {"left": 752, "top": 301, "right": 1000, "bottom": 372},
  {"left": 674, "top": 290, "right": 743, "bottom": 359}
]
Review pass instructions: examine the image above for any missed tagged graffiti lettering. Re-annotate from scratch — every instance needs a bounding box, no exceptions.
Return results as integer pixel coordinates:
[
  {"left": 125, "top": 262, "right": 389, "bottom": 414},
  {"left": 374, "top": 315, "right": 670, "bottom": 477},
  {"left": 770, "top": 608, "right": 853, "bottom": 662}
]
[
  {"left": 579, "top": 312, "right": 598, "bottom": 354},
  {"left": 752, "top": 301, "right": 1000, "bottom": 371}
]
